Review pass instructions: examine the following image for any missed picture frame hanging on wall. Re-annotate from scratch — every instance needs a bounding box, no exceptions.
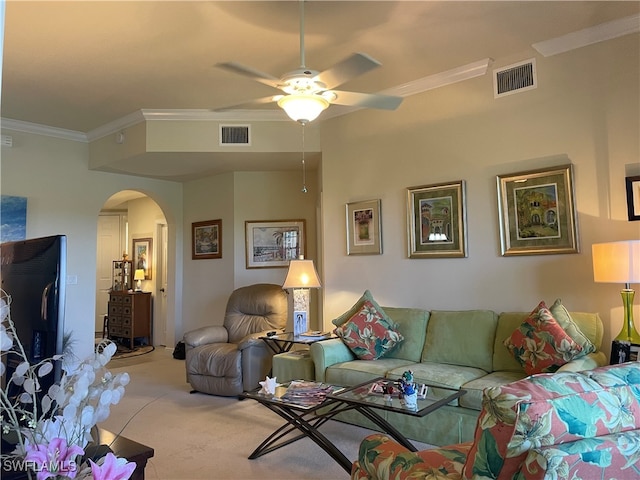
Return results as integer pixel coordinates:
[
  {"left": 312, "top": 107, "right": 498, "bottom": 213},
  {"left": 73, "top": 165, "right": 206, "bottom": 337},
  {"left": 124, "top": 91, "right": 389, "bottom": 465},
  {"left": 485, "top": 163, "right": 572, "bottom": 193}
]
[
  {"left": 497, "top": 164, "right": 579, "bottom": 256},
  {"left": 245, "top": 219, "right": 306, "bottom": 268},
  {"left": 132, "top": 237, "right": 153, "bottom": 280},
  {"left": 406, "top": 180, "right": 467, "bottom": 258},
  {"left": 626, "top": 175, "right": 640, "bottom": 221},
  {"left": 346, "top": 199, "right": 382, "bottom": 255},
  {"left": 192, "top": 219, "right": 222, "bottom": 259}
]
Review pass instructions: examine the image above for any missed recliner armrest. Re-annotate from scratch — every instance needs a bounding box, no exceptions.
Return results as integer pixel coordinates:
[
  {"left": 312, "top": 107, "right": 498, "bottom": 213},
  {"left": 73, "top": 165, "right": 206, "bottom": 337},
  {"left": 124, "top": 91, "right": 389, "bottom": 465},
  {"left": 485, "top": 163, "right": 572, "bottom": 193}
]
[
  {"left": 237, "top": 330, "right": 274, "bottom": 351},
  {"left": 183, "top": 325, "right": 228, "bottom": 348}
]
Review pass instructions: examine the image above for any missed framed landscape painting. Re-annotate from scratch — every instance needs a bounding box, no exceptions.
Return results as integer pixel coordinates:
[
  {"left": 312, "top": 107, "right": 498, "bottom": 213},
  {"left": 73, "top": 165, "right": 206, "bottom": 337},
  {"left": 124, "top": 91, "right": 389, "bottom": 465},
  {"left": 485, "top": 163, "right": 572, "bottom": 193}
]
[
  {"left": 192, "top": 219, "right": 222, "bottom": 259},
  {"left": 406, "top": 180, "right": 467, "bottom": 258},
  {"left": 497, "top": 164, "right": 579, "bottom": 256},
  {"left": 346, "top": 199, "right": 382, "bottom": 255},
  {"left": 132, "top": 237, "right": 153, "bottom": 279},
  {"left": 245, "top": 219, "right": 306, "bottom": 268}
]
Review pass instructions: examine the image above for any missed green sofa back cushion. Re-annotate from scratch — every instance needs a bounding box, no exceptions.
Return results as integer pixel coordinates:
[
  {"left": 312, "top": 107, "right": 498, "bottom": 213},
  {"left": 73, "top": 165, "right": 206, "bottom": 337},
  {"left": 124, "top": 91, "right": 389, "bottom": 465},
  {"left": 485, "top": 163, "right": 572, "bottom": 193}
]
[
  {"left": 421, "top": 310, "right": 498, "bottom": 372},
  {"left": 381, "top": 307, "right": 429, "bottom": 363}
]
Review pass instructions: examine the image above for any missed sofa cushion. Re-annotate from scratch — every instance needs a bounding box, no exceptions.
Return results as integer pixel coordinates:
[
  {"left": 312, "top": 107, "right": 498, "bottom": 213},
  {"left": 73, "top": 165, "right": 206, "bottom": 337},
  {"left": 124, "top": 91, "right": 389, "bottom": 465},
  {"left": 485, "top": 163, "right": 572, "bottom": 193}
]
[
  {"left": 334, "top": 299, "right": 404, "bottom": 360},
  {"left": 325, "top": 358, "right": 415, "bottom": 387},
  {"left": 381, "top": 307, "right": 429, "bottom": 362},
  {"left": 459, "top": 371, "right": 526, "bottom": 411},
  {"left": 549, "top": 298, "right": 596, "bottom": 356},
  {"left": 503, "top": 301, "right": 583, "bottom": 375},
  {"left": 332, "top": 289, "right": 389, "bottom": 327},
  {"left": 461, "top": 363, "right": 640, "bottom": 480},
  {"left": 421, "top": 310, "right": 498, "bottom": 372}
]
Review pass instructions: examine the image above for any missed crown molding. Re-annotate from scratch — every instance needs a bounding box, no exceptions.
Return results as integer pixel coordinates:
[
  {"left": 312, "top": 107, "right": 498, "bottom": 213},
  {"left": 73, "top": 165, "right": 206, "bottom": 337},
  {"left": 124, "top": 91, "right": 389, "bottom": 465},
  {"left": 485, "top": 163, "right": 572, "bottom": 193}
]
[
  {"left": 1, "top": 118, "right": 88, "bottom": 142},
  {"left": 532, "top": 13, "right": 640, "bottom": 57}
]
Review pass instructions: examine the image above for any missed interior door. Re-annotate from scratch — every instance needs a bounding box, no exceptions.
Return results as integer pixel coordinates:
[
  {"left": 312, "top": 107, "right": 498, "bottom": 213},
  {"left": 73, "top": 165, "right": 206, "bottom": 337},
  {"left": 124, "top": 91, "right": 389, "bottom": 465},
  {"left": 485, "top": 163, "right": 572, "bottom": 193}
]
[
  {"left": 154, "top": 223, "right": 168, "bottom": 346},
  {"left": 96, "top": 215, "right": 124, "bottom": 334}
]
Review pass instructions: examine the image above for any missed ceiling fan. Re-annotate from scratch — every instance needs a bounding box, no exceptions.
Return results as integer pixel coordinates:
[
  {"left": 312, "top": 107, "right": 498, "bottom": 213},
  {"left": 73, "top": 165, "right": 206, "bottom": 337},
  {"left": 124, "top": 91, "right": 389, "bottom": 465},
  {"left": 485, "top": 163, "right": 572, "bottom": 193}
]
[{"left": 215, "top": 0, "right": 403, "bottom": 124}]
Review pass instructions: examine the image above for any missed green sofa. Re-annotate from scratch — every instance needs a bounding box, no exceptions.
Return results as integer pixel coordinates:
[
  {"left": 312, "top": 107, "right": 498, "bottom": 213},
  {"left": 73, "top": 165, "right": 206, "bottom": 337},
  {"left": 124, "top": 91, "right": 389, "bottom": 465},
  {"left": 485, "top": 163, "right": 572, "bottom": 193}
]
[{"left": 309, "top": 300, "right": 607, "bottom": 446}]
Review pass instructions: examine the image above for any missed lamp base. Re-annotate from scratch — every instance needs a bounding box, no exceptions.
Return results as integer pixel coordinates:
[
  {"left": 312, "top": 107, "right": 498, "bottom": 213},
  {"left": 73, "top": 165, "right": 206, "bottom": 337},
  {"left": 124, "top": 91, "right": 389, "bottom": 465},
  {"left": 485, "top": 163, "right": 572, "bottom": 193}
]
[{"left": 613, "top": 289, "right": 640, "bottom": 344}]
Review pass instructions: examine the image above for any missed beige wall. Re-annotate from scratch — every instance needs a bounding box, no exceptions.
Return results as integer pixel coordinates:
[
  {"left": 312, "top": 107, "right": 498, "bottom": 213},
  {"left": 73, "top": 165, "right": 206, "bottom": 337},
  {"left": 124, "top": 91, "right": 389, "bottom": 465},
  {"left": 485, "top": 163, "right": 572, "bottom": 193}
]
[{"left": 319, "top": 34, "right": 640, "bottom": 360}]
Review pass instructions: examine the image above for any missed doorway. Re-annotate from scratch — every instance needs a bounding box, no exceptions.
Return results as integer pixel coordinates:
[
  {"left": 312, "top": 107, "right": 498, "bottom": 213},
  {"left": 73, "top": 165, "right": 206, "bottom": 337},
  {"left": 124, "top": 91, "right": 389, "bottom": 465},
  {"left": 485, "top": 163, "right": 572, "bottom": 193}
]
[{"left": 97, "top": 191, "right": 169, "bottom": 347}]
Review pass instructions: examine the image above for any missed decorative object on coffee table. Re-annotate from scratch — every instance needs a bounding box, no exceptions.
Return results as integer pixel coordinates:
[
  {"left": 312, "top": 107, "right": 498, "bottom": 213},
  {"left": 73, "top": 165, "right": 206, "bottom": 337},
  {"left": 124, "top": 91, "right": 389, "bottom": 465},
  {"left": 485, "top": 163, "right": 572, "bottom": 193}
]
[{"left": 592, "top": 240, "right": 640, "bottom": 344}]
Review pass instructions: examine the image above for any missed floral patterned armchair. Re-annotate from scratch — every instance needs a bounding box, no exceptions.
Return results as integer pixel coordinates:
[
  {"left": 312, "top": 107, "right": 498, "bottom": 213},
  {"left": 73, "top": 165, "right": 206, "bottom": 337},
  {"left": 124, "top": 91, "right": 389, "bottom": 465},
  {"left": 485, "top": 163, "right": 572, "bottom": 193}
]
[{"left": 352, "top": 362, "right": 640, "bottom": 479}]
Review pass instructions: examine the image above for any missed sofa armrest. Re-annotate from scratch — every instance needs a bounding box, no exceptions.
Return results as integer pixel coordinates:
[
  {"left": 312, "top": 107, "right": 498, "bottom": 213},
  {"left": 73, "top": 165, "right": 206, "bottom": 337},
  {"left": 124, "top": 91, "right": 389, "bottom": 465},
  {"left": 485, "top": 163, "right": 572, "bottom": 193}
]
[
  {"left": 183, "top": 325, "right": 228, "bottom": 348},
  {"left": 351, "top": 434, "right": 471, "bottom": 480},
  {"left": 310, "top": 338, "right": 355, "bottom": 382},
  {"left": 557, "top": 351, "right": 607, "bottom": 372}
]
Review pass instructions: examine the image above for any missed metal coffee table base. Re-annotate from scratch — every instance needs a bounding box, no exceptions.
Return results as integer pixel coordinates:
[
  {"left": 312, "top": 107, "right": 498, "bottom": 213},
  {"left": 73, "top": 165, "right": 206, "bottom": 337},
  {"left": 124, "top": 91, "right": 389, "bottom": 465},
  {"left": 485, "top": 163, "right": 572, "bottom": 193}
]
[{"left": 247, "top": 400, "right": 419, "bottom": 473}]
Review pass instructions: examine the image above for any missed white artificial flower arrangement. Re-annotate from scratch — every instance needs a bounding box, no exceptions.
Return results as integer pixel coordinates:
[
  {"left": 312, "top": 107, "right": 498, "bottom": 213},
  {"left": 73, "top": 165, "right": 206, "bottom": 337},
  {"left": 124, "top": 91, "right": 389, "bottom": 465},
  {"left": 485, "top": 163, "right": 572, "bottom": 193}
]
[{"left": 0, "top": 289, "right": 135, "bottom": 480}]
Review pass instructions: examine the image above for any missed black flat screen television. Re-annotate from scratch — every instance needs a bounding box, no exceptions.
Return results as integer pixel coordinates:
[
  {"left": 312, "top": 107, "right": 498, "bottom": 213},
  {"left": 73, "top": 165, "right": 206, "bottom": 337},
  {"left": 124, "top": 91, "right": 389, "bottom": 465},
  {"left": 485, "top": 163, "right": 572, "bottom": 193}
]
[{"left": 0, "top": 234, "right": 67, "bottom": 384}]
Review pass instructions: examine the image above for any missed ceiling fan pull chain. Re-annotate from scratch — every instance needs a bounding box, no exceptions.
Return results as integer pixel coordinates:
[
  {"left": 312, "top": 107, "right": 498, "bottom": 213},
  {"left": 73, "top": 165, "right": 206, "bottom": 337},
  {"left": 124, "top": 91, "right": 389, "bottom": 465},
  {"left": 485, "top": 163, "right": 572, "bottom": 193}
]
[{"left": 301, "top": 123, "right": 308, "bottom": 193}]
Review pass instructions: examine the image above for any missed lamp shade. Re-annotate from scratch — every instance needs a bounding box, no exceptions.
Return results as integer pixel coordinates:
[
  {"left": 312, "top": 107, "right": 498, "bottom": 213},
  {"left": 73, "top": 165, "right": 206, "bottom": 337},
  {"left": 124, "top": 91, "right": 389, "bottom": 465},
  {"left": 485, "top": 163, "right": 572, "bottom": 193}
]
[
  {"left": 277, "top": 94, "right": 329, "bottom": 124},
  {"left": 134, "top": 269, "right": 146, "bottom": 281},
  {"left": 592, "top": 240, "right": 640, "bottom": 284},
  {"left": 282, "top": 259, "right": 321, "bottom": 289}
]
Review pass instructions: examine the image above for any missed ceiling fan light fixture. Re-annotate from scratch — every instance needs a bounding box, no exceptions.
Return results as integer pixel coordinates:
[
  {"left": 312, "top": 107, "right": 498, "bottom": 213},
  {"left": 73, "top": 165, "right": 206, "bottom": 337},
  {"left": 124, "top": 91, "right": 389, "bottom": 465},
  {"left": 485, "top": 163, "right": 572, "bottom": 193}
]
[{"left": 277, "top": 94, "right": 329, "bottom": 124}]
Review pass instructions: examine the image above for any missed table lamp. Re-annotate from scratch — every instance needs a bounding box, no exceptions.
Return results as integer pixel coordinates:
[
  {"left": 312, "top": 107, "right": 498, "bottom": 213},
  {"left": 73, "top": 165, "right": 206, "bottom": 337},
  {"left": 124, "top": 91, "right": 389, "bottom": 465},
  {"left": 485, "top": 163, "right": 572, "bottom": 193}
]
[
  {"left": 592, "top": 240, "right": 640, "bottom": 343},
  {"left": 282, "top": 256, "right": 321, "bottom": 335},
  {"left": 134, "top": 269, "right": 146, "bottom": 292}
]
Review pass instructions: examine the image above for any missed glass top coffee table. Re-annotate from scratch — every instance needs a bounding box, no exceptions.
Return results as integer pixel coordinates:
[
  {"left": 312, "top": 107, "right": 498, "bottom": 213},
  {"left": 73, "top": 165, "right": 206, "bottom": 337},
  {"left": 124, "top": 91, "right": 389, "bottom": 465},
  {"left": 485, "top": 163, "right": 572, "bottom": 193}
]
[{"left": 243, "top": 377, "right": 466, "bottom": 473}]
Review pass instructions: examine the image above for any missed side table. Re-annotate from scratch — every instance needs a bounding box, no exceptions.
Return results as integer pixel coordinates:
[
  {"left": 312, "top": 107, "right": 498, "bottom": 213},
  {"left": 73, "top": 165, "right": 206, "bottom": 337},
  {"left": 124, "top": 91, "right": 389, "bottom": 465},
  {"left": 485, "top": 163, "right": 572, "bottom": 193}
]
[{"left": 259, "top": 332, "right": 334, "bottom": 354}]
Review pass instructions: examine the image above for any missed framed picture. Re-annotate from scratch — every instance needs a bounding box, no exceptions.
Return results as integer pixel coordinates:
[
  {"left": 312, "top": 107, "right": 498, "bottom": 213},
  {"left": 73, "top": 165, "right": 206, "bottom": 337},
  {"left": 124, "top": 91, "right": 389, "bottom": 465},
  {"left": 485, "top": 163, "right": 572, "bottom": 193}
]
[
  {"left": 626, "top": 175, "right": 640, "bottom": 221},
  {"left": 406, "top": 180, "right": 467, "bottom": 258},
  {"left": 192, "top": 219, "right": 222, "bottom": 259},
  {"left": 245, "top": 219, "right": 306, "bottom": 268},
  {"left": 346, "top": 199, "right": 382, "bottom": 255},
  {"left": 497, "top": 164, "right": 579, "bottom": 256},
  {"left": 132, "top": 237, "right": 153, "bottom": 280}
]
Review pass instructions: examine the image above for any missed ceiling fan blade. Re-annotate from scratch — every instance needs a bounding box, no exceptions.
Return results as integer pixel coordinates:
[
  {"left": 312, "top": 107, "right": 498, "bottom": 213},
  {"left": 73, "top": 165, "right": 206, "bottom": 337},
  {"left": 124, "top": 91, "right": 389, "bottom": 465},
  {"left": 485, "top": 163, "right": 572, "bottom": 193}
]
[
  {"left": 216, "top": 62, "right": 282, "bottom": 90},
  {"left": 315, "top": 53, "right": 382, "bottom": 90},
  {"left": 329, "top": 90, "right": 403, "bottom": 110},
  {"left": 214, "top": 95, "right": 280, "bottom": 111}
]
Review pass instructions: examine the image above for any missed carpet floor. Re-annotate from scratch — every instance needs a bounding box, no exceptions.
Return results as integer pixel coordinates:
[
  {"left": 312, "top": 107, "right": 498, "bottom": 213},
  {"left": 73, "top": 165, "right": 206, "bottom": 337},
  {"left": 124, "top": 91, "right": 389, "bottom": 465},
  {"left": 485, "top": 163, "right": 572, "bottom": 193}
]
[{"left": 98, "top": 348, "right": 430, "bottom": 480}]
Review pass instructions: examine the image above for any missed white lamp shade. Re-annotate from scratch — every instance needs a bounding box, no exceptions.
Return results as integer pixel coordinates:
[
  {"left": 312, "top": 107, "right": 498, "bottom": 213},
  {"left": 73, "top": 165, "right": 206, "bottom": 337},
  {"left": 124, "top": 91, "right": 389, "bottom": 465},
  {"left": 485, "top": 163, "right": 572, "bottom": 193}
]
[
  {"left": 134, "top": 269, "right": 146, "bottom": 281},
  {"left": 592, "top": 240, "right": 640, "bottom": 284},
  {"left": 277, "top": 94, "right": 329, "bottom": 123},
  {"left": 282, "top": 259, "right": 321, "bottom": 289}
]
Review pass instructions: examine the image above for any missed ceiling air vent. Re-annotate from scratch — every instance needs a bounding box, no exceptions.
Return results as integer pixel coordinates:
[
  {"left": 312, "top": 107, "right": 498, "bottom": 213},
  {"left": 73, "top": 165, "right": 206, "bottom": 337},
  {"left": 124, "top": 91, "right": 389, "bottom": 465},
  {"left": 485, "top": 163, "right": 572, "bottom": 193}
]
[
  {"left": 219, "top": 125, "right": 251, "bottom": 146},
  {"left": 493, "top": 59, "right": 537, "bottom": 98}
]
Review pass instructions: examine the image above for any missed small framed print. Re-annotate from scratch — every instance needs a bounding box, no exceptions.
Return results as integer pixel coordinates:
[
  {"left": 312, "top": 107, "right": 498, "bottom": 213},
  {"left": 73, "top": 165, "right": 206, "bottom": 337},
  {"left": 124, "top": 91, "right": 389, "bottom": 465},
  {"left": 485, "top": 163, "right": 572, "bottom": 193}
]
[
  {"left": 293, "top": 311, "right": 308, "bottom": 336},
  {"left": 192, "top": 219, "right": 222, "bottom": 259},
  {"left": 132, "top": 237, "right": 153, "bottom": 280},
  {"left": 245, "top": 219, "right": 306, "bottom": 268},
  {"left": 406, "top": 180, "right": 467, "bottom": 258},
  {"left": 626, "top": 176, "right": 640, "bottom": 221},
  {"left": 497, "top": 164, "right": 579, "bottom": 256},
  {"left": 346, "top": 199, "right": 382, "bottom": 255}
]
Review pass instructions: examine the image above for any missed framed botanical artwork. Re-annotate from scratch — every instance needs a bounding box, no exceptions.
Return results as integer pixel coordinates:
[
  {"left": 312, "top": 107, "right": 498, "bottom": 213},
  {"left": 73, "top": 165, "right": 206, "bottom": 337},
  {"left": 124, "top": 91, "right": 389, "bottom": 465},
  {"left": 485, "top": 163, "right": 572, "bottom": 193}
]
[
  {"left": 626, "top": 175, "right": 640, "bottom": 221},
  {"left": 406, "top": 180, "right": 467, "bottom": 258},
  {"left": 132, "top": 237, "right": 153, "bottom": 280},
  {"left": 192, "top": 219, "right": 222, "bottom": 259},
  {"left": 497, "top": 164, "right": 579, "bottom": 256},
  {"left": 245, "top": 219, "right": 306, "bottom": 268},
  {"left": 346, "top": 199, "right": 382, "bottom": 255}
]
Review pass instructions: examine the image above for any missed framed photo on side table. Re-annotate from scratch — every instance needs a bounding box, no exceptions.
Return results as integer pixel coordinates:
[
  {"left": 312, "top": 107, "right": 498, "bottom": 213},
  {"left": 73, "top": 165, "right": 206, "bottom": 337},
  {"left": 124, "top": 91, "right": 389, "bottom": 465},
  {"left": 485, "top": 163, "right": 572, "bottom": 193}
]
[
  {"left": 497, "top": 164, "right": 579, "bottom": 256},
  {"left": 192, "top": 219, "right": 222, "bottom": 259},
  {"left": 245, "top": 219, "right": 306, "bottom": 268},
  {"left": 406, "top": 180, "right": 467, "bottom": 258},
  {"left": 346, "top": 199, "right": 382, "bottom": 255},
  {"left": 132, "top": 237, "right": 153, "bottom": 280}
]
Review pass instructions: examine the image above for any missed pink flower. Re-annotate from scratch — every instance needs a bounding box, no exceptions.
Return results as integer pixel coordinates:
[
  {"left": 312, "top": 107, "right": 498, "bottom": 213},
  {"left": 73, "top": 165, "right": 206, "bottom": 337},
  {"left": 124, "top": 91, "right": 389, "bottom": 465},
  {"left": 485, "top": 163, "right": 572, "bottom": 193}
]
[
  {"left": 24, "top": 437, "right": 84, "bottom": 480},
  {"left": 89, "top": 452, "right": 136, "bottom": 480}
]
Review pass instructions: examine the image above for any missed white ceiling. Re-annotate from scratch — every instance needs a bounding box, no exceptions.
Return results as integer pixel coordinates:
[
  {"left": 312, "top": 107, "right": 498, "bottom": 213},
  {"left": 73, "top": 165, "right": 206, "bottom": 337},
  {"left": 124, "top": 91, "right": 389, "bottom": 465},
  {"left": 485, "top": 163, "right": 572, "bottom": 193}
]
[{"left": 2, "top": 1, "right": 639, "bottom": 181}]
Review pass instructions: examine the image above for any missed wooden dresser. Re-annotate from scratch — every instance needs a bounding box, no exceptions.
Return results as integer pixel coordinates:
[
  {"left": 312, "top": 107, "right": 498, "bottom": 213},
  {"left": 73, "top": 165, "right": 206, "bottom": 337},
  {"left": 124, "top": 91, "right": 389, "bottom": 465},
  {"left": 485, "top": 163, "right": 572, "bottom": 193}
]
[{"left": 107, "top": 291, "right": 152, "bottom": 349}]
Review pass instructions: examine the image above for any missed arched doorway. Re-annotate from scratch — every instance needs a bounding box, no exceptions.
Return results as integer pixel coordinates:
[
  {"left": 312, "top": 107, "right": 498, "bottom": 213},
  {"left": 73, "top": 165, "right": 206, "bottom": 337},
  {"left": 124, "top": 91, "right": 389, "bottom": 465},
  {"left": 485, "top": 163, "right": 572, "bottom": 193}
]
[{"left": 96, "top": 190, "right": 169, "bottom": 347}]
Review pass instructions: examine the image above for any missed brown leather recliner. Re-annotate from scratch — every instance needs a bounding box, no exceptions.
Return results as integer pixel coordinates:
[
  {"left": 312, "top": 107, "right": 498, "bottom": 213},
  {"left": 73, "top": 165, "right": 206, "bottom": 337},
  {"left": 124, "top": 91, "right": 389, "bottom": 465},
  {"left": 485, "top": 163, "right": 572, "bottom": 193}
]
[{"left": 183, "top": 283, "right": 288, "bottom": 396}]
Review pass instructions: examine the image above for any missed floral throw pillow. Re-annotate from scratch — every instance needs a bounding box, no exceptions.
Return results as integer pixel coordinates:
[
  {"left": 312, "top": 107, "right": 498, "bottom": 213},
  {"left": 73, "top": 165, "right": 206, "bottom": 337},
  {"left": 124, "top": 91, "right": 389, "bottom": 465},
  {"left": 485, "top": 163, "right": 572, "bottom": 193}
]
[
  {"left": 334, "top": 300, "right": 404, "bottom": 360},
  {"left": 503, "top": 301, "right": 583, "bottom": 375}
]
